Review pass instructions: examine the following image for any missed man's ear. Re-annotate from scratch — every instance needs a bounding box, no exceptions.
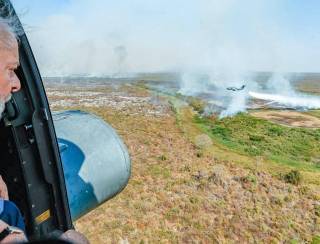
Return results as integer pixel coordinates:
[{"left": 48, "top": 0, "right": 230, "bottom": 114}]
[{"left": 0, "top": 175, "right": 9, "bottom": 200}]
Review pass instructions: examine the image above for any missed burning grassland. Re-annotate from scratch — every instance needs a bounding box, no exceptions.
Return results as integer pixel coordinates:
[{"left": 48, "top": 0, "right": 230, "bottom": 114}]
[{"left": 45, "top": 81, "right": 320, "bottom": 243}]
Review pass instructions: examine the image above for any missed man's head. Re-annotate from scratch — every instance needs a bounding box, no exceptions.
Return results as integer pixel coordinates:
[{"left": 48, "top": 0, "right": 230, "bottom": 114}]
[{"left": 0, "top": 18, "right": 20, "bottom": 119}]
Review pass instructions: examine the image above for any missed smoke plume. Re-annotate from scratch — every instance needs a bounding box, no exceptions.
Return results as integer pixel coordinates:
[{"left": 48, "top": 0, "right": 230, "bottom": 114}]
[
  {"left": 11, "top": 1, "right": 320, "bottom": 114},
  {"left": 11, "top": 0, "right": 320, "bottom": 76}
]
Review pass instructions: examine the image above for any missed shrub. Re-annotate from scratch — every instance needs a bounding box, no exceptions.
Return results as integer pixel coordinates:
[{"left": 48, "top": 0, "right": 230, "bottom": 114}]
[
  {"left": 244, "top": 146, "right": 262, "bottom": 156},
  {"left": 314, "top": 130, "right": 320, "bottom": 141},
  {"left": 315, "top": 205, "right": 320, "bottom": 217},
  {"left": 281, "top": 170, "right": 302, "bottom": 185},
  {"left": 196, "top": 151, "right": 203, "bottom": 158},
  {"left": 158, "top": 155, "right": 167, "bottom": 161},
  {"left": 188, "top": 97, "right": 206, "bottom": 114},
  {"left": 249, "top": 134, "right": 265, "bottom": 142},
  {"left": 211, "top": 126, "right": 231, "bottom": 140},
  {"left": 268, "top": 126, "right": 284, "bottom": 136},
  {"left": 237, "top": 174, "right": 257, "bottom": 184}
]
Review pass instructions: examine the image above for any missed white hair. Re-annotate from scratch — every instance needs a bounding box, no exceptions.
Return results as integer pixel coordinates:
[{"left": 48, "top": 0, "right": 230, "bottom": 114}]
[
  {"left": 0, "top": 94, "right": 11, "bottom": 119},
  {"left": 0, "top": 100, "right": 5, "bottom": 119},
  {"left": 0, "top": 17, "right": 18, "bottom": 50}
]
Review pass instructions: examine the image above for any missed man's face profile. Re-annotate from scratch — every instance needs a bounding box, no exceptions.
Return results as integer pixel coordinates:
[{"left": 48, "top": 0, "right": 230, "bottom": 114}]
[{"left": 0, "top": 39, "right": 20, "bottom": 118}]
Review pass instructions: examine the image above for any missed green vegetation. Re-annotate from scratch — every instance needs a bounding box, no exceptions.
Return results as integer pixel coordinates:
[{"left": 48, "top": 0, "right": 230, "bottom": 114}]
[
  {"left": 280, "top": 170, "right": 302, "bottom": 185},
  {"left": 148, "top": 164, "right": 171, "bottom": 179},
  {"left": 194, "top": 113, "right": 320, "bottom": 172},
  {"left": 158, "top": 154, "right": 167, "bottom": 161},
  {"left": 187, "top": 97, "right": 206, "bottom": 114},
  {"left": 308, "top": 110, "right": 320, "bottom": 119},
  {"left": 315, "top": 205, "right": 320, "bottom": 217},
  {"left": 312, "top": 235, "right": 320, "bottom": 244}
]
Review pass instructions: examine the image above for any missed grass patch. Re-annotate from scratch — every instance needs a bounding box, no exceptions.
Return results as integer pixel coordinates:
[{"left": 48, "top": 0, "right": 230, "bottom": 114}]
[
  {"left": 308, "top": 109, "right": 320, "bottom": 119},
  {"left": 280, "top": 170, "right": 302, "bottom": 185},
  {"left": 312, "top": 235, "right": 320, "bottom": 244},
  {"left": 194, "top": 113, "right": 320, "bottom": 172},
  {"left": 187, "top": 97, "right": 206, "bottom": 114},
  {"left": 148, "top": 165, "right": 171, "bottom": 179}
]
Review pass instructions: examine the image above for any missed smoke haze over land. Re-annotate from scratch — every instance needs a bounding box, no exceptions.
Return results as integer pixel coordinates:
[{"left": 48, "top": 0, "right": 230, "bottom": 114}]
[
  {"left": 11, "top": 0, "right": 320, "bottom": 116},
  {"left": 12, "top": 0, "right": 320, "bottom": 76}
]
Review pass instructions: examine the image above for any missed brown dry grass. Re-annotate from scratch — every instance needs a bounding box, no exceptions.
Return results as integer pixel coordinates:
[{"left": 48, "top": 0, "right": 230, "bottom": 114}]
[
  {"left": 47, "top": 85, "right": 320, "bottom": 243},
  {"left": 251, "top": 110, "right": 320, "bottom": 128}
]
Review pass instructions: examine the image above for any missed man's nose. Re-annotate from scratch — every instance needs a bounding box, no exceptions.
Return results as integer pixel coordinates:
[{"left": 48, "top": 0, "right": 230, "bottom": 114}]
[{"left": 11, "top": 74, "right": 21, "bottom": 93}]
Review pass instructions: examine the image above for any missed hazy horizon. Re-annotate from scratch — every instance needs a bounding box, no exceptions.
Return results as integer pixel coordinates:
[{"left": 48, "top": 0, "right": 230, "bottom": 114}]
[{"left": 12, "top": 0, "right": 320, "bottom": 76}]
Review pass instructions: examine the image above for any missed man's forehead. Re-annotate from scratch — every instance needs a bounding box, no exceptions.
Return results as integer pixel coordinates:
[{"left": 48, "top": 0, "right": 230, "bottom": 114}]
[
  {"left": 10, "top": 41, "right": 19, "bottom": 58},
  {"left": 0, "top": 38, "right": 18, "bottom": 52},
  {"left": 0, "top": 47, "right": 19, "bottom": 65}
]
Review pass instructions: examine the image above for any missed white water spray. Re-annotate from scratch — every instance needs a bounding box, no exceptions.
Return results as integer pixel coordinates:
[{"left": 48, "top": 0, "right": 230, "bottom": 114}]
[
  {"left": 249, "top": 91, "right": 320, "bottom": 109},
  {"left": 249, "top": 74, "right": 320, "bottom": 110},
  {"left": 179, "top": 72, "right": 320, "bottom": 116},
  {"left": 266, "top": 73, "right": 295, "bottom": 95}
]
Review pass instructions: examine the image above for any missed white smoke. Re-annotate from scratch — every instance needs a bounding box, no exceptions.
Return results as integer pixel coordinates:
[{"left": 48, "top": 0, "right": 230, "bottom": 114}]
[
  {"left": 11, "top": 0, "right": 320, "bottom": 76},
  {"left": 178, "top": 71, "right": 261, "bottom": 118},
  {"left": 179, "top": 71, "right": 320, "bottom": 116},
  {"left": 266, "top": 73, "right": 295, "bottom": 95},
  {"left": 113, "top": 45, "right": 128, "bottom": 77},
  {"left": 219, "top": 89, "right": 247, "bottom": 118},
  {"left": 249, "top": 91, "right": 320, "bottom": 109},
  {"left": 249, "top": 74, "right": 320, "bottom": 110},
  {"left": 10, "top": 1, "right": 320, "bottom": 114},
  {"left": 178, "top": 73, "right": 209, "bottom": 96}
]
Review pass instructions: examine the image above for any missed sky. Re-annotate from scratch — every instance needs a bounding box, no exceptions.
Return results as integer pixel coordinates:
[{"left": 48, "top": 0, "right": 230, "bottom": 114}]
[{"left": 10, "top": 0, "right": 320, "bottom": 76}]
